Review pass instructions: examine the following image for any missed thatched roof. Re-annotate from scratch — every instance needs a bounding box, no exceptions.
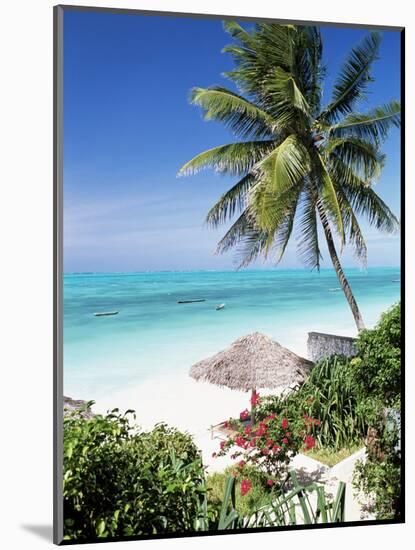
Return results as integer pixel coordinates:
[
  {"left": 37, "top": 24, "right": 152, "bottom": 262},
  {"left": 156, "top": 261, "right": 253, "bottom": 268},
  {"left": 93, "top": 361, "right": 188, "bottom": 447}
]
[{"left": 190, "top": 332, "right": 313, "bottom": 391}]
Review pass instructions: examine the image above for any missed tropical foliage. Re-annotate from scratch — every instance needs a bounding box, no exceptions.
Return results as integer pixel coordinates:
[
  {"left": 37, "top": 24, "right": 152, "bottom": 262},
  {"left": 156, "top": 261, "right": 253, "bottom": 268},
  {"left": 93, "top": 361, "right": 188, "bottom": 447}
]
[
  {"left": 353, "top": 414, "right": 401, "bottom": 520},
  {"left": 256, "top": 302, "right": 401, "bottom": 454},
  {"left": 257, "top": 355, "right": 366, "bottom": 450},
  {"left": 352, "top": 301, "right": 401, "bottom": 422},
  {"left": 63, "top": 408, "right": 208, "bottom": 540},
  {"left": 205, "top": 471, "right": 346, "bottom": 529},
  {"left": 63, "top": 406, "right": 345, "bottom": 540},
  {"left": 352, "top": 303, "right": 402, "bottom": 519},
  {"left": 179, "top": 23, "right": 400, "bottom": 330}
]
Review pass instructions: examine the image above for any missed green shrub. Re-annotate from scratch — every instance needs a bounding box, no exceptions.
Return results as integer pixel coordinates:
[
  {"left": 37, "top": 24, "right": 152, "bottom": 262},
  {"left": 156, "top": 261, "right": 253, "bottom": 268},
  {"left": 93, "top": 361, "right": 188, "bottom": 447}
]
[
  {"left": 353, "top": 410, "right": 401, "bottom": 520},
  {"left": 258, "top": 355, "right": 366, "bottom": 450},
  {"left": 350, "top": 303, "right": 402, "bottom": 520},
  {"left": 351, "top": 302, "right": 401, "bottom": 423},
  {"left": 63, "top": 407, "right": 207, "bottom": 540}
]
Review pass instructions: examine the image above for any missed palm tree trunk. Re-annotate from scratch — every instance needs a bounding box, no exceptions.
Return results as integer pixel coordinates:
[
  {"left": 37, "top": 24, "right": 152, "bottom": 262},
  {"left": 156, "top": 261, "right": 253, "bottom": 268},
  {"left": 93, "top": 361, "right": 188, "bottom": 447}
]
[{"left": 316, "top": 201, "right": 366, "bottom": 332}]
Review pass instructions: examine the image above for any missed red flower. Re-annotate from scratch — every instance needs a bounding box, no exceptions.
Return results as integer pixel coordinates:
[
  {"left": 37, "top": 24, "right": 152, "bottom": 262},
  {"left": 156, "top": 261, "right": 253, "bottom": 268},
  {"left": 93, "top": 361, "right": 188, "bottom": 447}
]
[
  {"left": 220, "top": 441, "right": 226, "bottom": 450},
  {"left": 281, "top": 418, "right": 289, "bottom": 430},
  {"left": 265, "top": 438, "right": 275, "bottom": 448},
  {"left": 314, "top": 419, "right": 321, "bottom": 426},
  {"left": 224, "top": 421, "right": 229, "bottom": 429},
  {"left": 235, "top": 435, "right": 246, "bottom": 448},
  {"left": 261, "top": 447, "right": 270, "bottom": 455},
  {"left": 250, "top": 437, "right": 257, "bottom": 447},
  {"left": 267, "top": 479, "right": 274, "bottom": 487},
  {"left": 240, "top": 479, "right": 252, "bottom": 497},
  {"left": 272, "top": 445, "right": 281, "bottom": 453},
  {"left": 250, "top": 391, "right": 260, "bottom": 406},
  {"left": 282, "top": 438, "right": 289, "bottom": 445},
  {"left": 285, "top": 432, "right": 291, "bottom": 438},
  {"left": 238, "top": 460, "right": 246, "bottom": 469},
  {"left": 240, "top": 409, "right": 249, "bottom": 421},
  {"left": 304, "top": 434, "right": 316, "bottom": 450},
  {"left": 256, "top": 423, "right": 267, "bottom": 436},
  {"left": 244, "top": 426, "right": 251, "bottom": 436}
]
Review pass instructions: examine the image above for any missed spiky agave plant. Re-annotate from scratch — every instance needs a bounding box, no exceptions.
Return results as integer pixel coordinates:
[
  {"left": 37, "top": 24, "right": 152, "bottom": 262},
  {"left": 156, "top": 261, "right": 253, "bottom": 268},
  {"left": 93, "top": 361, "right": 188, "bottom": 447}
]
[{"left": 178, "top": 23, "right": 400, "bottom": 331}]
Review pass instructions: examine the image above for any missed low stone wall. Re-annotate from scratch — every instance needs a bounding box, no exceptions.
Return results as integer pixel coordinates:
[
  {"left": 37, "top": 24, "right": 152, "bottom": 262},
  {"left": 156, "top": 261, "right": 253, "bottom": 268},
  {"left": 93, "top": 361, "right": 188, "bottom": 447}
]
[
  {"left": 64, "top": 396, "right": 94, "bottom": 419},
  {"left": 307, "top": 332, "right": 357, "bottom": 363}
]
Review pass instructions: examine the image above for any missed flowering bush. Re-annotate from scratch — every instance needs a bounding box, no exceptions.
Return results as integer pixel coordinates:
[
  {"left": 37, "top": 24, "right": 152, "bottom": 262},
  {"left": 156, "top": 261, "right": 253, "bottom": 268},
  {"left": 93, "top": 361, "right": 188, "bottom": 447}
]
[{"left": 214, "top": 394, "right": 319, "bottom": 495}]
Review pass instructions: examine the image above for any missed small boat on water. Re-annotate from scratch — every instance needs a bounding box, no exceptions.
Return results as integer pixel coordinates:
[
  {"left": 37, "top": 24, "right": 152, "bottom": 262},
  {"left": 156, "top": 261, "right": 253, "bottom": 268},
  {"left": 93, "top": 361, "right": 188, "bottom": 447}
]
[
  {"left": 94, "top": 311, "right": 119, "bottom": 317},
  {"left": 177, "top": 299, "right": 206, "bottom": 304},
  {"left": 329, "top": 288, "right": 341, "bottom": 292},
  {"left": 392, "top": 279, "right": 400, "bottom": 283},
  {"left": 216, "top": 303, "right": 226, "bottom": 310}
]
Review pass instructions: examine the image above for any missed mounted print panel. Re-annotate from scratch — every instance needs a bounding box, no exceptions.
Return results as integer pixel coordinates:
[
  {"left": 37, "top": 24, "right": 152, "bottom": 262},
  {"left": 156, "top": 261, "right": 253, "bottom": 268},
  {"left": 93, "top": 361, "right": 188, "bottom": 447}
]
[{"left": 54, "top": 5, "right": 404, "bottom": 544}]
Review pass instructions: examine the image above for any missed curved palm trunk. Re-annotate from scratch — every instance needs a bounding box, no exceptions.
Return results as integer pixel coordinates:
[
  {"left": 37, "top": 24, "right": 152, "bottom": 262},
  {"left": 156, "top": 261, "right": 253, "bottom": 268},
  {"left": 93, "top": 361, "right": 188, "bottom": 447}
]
[{"left": 316, "top": 201, "right": 366, "bottom": 332}]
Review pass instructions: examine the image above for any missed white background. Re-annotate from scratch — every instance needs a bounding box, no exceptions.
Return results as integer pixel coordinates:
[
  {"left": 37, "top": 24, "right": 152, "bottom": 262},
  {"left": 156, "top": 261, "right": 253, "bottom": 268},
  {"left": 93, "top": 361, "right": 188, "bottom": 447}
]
[{"left": 0, "top": 0, "right": 412, "bottom": 548}]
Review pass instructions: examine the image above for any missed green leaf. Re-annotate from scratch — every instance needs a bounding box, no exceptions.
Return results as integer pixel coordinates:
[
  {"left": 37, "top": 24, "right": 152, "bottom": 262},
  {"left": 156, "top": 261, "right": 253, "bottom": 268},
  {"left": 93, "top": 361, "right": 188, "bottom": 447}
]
[
  {"left": 177, "top": 140, "right": 278, "bottom": 177},
  {"left": 321, "top": 32, "right": 381, "bottom": 122},
  {"left": 190, "top": 86, "right": 277, "bottom": 138},
  {"left": 96, "top": 519, "right": 106, "bottom": 537},
  {"left": 317, "top": 152, "right": 345, "bottom": 244},
  {"left": 329, "top": 100, "right": 401, "bottom": 145}
]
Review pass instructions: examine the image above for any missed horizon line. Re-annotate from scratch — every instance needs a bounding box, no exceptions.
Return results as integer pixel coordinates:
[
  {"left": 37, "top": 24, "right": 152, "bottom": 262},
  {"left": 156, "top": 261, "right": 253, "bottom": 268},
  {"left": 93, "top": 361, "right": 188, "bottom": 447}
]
[{"left": 63, "top": 265, "right": 401, "bottom": 275}]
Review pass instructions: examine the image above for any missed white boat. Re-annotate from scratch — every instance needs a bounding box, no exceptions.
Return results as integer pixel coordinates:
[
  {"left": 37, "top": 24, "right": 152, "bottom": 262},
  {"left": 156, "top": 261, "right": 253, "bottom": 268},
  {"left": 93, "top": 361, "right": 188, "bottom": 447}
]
[
  {"left": 329, "top": 288, "right": 341, "bottom": 292},
  {"left": 216, "top": 303, "right": 226, "bottom": 310}
]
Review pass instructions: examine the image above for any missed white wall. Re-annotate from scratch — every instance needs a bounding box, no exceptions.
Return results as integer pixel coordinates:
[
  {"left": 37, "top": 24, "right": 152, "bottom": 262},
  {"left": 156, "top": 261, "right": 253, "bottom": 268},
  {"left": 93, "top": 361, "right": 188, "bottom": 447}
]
[{"left": 0, "top": 1, "right": 412, "bottom": 549}]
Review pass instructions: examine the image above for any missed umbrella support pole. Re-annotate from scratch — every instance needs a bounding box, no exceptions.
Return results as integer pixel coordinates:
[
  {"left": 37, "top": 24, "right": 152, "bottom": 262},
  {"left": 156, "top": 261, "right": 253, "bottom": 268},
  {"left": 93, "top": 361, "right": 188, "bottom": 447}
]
[{"left": 250, "top": 388, "right": 256, "bottom": 427}]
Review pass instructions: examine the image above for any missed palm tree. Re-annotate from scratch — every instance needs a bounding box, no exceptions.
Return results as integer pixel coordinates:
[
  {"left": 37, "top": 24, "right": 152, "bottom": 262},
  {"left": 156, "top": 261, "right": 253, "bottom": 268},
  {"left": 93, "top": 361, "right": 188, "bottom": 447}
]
[{"left": 178, "top": 23, "right": 400, "bottom": 332}]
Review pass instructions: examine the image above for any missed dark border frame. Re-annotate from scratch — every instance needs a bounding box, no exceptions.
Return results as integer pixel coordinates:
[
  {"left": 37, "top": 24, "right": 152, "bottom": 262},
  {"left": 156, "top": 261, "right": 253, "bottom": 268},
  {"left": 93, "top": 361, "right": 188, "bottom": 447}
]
[{"left": 53, "top": 4, "right": 405, "bottom": 545}]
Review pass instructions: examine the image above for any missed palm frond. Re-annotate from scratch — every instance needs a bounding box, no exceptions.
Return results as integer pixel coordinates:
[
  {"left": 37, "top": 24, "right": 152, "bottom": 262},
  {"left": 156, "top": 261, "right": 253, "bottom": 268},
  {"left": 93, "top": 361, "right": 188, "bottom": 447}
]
[
  {"left": 296, "top": 184, "right": 322, "bottom": 270},
  {"left": 320, "top": 32, "right": 381, "bottom": 122},
  {"left": 249, "top": 174, "right": 302, "bottom": 237},
  {"left": 328, "top": 155, "right": 369, "bottom": 189},
  {"left": 294, "top": 26, "right": 325, "bottom": 115},
  {"left": 270, "top": 185, "right": 303, "bottom": 263},
  {"left": 190, "top": 86, "right": 277, "bottom": 138},
  {"left": 177, "top": 140, "right": 278, "bottom": 177},
  {"left": 330, "top": 155, "right": 399, "bottom": 234},
  {"left": 344, "top": 183, "right": 400, "bottom": 234},
  {"left": 215, "top": 208, "right": 270, "bottom": 268},
  {"left": 316, "top": 153, "right": 345, "bottom": 244},
  {"left": 258, "top": 135, "right": 310, "bottom": 193},
  {"left": 331, "top": 178, "right": 367, "bottom": 264},
  {"left": 325, "top": 137, "right": 385, "bottom": 182},
  {"left": 265, "top": 67, "right": 311, "bottom": 126},
  {"left": 235, "top": 228, "right": 272, "bottom": 268},
  {"left": 329, "top": 100, "right": 401, "bottom": 145},
  {"left": 222, "top": 24, "right": 296, "bottom": 101},
  {"left": 222, "top": 21, "right": 255, "bottom": 48},
  {"left": 206, "top": 173, "right": 257, "bottom": 227}
]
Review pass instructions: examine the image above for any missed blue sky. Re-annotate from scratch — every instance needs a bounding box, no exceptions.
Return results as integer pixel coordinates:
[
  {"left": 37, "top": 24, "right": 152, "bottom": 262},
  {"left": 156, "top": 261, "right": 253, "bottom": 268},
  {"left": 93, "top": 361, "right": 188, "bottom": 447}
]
[{"left": 63, "top": 10, "right": 401, "bottom": 272}]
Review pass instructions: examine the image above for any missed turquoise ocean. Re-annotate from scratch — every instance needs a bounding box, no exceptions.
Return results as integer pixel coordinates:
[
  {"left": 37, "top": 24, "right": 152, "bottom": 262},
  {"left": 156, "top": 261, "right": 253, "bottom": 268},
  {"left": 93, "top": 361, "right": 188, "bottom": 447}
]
[{"left": 64, "top": 267, "right": 401, "bottom": 399}]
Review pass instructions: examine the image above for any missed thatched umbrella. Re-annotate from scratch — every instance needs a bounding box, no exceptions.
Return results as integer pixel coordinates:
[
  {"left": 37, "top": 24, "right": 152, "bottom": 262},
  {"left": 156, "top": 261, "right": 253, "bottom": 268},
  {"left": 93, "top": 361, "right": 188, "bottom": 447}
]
[{"left": 190, "top": 332, "right": 313, "bottom": 424}]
